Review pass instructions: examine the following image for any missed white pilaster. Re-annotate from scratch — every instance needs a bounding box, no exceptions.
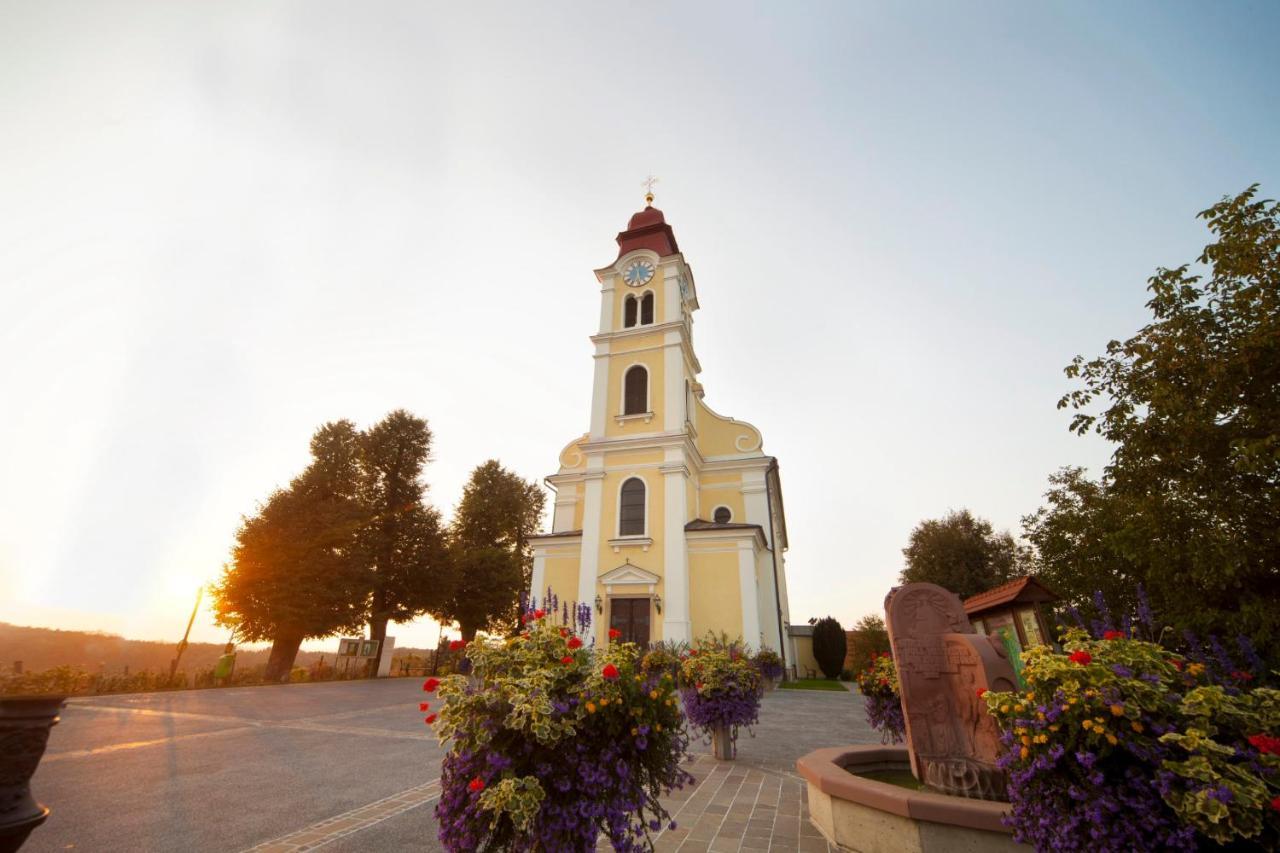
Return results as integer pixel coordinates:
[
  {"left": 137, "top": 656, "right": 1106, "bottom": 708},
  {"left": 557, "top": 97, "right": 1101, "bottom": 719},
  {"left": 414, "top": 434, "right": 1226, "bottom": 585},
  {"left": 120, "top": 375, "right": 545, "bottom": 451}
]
[
  {"left": 663, "top": 330, "right": 684, "bottom": 432},
  {"left": 552, "top": 492, "right": 578, "bottom": 533},
  {"left": 662, "top": 265, "right": 681, "bottom": 323},
  {"left": 531, "top": 552, "right": 547, "bottom": 602},
  {"left": 741, "top": 474, "right": 771, "bottom": 548},
  {"left": 588, "top": 342, "right": 610, "bottom": 440},
  {"left": 661, "top": 455, "right": 691, "bottom": 642},
  {"left": 738, "top": 542, "right": 761, "bottom": 649},
  {"left": 597, "top": 274, "right": 616, "bottom": 334},
  {"left": 577, "top": 469, "right": 606, "bottom": 620}
]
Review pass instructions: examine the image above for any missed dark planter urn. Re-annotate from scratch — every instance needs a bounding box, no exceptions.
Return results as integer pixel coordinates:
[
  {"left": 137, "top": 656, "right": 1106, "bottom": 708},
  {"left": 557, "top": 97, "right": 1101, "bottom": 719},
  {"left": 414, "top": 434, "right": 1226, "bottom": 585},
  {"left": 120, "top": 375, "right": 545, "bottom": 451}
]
[{"left": 0, "top": 695, "right": 66, "bottom": 853}]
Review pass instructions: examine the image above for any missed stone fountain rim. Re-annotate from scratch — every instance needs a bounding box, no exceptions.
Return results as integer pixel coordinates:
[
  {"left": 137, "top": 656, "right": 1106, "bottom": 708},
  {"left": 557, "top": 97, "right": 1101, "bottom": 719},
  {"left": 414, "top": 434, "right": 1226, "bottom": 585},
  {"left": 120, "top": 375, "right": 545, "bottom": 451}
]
[{"left": 795, "top": 745, "right": 1013, "bottom": 835}]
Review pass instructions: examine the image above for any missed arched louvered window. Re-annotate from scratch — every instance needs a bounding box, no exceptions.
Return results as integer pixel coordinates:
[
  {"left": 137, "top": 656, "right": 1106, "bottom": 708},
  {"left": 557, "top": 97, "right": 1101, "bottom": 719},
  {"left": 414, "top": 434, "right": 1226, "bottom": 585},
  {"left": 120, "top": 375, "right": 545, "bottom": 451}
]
[
  {"left": 620, "top": 477, "right": 646, "bottom": 536},
  {"left": 623, "top": 295, "right": 638, "bottom": 328},
  {"left": 623, "top": 366, "right": 648, "bottom": 415},
  {"left": 639, "top": 291, "right": 654, "bottom": 325},
  {"left": 714, "top": 506, "right": 732, "bottom": 524}
]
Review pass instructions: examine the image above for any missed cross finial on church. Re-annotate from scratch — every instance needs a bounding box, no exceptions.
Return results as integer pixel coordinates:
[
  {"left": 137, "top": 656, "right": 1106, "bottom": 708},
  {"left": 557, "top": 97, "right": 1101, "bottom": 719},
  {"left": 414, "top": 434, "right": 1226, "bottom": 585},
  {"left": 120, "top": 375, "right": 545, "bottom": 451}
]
[{"left": 641, "top": 174, "right": 659, "bottom": 206}]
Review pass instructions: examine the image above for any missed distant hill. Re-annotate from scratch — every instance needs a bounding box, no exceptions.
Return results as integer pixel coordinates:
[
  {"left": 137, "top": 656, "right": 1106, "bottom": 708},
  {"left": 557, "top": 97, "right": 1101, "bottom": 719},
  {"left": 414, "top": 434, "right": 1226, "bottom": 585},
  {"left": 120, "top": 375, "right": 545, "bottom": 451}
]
[{"left": 0, "top": 623, "right": 435, "bottom": 675}]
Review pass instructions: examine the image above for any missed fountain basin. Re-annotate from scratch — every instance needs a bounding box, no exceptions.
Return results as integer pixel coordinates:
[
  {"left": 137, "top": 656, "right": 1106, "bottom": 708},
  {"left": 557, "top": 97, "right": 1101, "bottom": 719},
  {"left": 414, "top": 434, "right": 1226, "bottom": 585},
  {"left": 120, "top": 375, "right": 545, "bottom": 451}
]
[{"left": 796, "top": 746, "right": 1027, "bottom": 853}]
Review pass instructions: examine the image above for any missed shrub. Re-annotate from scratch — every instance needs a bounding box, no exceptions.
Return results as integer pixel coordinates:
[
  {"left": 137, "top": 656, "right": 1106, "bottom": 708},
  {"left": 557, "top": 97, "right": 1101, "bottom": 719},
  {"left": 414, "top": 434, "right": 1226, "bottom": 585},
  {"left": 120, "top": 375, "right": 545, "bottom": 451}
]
[
  {"left": 752, "top": 648, "right": 784, "bottom": 682},
  {"left": 985, "top": 626, "right": 1280, "bottom": 851},
  {"left": 812, "top": 617, "right": 846, "bottom": 679},
  {"left": 854, "top": 652, "right": 904, "bottom": 744},
  {"left": 428, "top": 611, "right": 692, "bottom": 852},
  {"left": 679, "top": 648, "right": 763, "bottom": 750}
]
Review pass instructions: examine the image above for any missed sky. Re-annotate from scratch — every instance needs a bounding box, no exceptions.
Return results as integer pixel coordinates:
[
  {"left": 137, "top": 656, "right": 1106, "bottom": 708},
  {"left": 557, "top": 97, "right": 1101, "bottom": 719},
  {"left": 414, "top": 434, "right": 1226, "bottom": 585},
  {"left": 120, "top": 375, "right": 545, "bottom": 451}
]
[{"left": 1, "top": 2, "right": 1277, "bottom": 652}]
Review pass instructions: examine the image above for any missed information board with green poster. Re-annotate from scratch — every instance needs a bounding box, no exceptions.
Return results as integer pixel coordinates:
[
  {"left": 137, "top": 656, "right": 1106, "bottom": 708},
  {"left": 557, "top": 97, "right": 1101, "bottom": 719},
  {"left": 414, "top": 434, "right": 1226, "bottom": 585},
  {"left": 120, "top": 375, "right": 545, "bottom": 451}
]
[{"left": 992, "top": 625, "right": 1026, "bottom": 688}]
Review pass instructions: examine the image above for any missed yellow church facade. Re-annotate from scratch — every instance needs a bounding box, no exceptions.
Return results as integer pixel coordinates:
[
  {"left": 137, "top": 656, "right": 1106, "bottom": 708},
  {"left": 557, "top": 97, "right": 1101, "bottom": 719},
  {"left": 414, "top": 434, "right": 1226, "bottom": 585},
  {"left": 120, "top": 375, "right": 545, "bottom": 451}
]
[{"left": 530, "top": 199, "right": 795, "bottom": 670}]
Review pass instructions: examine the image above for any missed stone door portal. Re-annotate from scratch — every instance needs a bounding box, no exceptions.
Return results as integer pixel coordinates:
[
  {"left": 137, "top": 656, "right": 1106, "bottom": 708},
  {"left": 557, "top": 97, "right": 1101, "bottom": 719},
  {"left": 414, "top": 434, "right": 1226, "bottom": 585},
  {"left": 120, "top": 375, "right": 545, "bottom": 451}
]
[{"left": 609, "top": 597, "right": 650, "bottom": 646}]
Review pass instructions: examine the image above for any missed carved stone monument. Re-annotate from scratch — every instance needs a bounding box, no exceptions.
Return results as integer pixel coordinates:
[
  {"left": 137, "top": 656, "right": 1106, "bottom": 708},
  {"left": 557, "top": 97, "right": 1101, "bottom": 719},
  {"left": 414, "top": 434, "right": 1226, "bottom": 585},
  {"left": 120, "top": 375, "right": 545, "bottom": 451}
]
[{"left": 884, "top": 583, "right": 1018, "bottom": 801}]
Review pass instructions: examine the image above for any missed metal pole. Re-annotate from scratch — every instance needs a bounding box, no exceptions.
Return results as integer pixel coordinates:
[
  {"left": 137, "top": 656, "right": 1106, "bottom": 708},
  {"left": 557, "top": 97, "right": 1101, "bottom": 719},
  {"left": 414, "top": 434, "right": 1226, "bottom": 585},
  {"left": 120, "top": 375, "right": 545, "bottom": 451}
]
[{"left": 169, "top": 587, "right": 204, "bottom": 680}]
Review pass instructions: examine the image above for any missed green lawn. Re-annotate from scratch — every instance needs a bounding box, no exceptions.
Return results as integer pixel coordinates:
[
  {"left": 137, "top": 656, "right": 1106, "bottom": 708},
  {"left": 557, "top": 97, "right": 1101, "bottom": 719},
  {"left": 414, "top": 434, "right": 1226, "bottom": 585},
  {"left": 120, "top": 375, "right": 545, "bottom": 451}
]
[{"left": 779, "top": 678, "right": 848, "bottom": 691}]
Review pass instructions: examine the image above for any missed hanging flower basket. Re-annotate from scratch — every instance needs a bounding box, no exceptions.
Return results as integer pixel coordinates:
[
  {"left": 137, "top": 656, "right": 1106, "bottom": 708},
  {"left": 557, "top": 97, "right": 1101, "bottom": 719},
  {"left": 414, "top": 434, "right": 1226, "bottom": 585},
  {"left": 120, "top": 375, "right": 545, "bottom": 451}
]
[{"left": 679, "top": 648, "right": 763, "bottom": 761}]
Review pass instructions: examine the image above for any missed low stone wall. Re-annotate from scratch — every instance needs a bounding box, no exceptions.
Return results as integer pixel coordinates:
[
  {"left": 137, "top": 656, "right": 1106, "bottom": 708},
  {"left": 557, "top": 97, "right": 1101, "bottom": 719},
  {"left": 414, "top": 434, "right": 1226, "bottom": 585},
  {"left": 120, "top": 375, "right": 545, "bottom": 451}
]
[{"left": 796, "top": 746, "right": 1028, "bottom": 853}]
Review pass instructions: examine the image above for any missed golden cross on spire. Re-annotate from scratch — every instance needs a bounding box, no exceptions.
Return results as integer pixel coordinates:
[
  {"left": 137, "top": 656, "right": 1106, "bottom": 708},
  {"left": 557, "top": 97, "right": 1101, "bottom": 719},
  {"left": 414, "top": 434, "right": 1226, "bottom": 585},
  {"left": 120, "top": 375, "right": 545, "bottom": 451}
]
[{"left": 641, "top": 174, "right": 659, "bottom": 206}]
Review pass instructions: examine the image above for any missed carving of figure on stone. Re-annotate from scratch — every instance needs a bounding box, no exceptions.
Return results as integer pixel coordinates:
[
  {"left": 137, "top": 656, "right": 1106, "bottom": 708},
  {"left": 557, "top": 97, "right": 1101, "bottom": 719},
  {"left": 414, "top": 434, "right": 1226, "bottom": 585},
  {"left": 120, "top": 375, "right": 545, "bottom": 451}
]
[{"left": 884, "top": 583, "right": 1018, "bottom": 801}]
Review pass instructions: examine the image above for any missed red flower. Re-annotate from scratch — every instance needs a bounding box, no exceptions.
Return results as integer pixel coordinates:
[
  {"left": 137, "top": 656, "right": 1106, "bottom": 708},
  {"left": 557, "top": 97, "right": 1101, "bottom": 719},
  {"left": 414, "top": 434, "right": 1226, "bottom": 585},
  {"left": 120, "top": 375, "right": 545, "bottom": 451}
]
[
  {"left": 424, "top": 713, "right": 437, "bottom": 724},
  {"left": 696, "top": 682, "right": 704, "bottom": 690},
  {"left": 1231, "top": 670, "right": 1254, "bottom": 681},
  {"left": 688, "top": 649, "right": 698, "bottom": 656},
  {"left": 608, "top": 628, "right": 621, "bottom": 640},
  {"left": 422, "top": 677, "right": 440, "bottom": 692},
  {"left": 602, "top": 663, "right": 620, "bottom": 680},
  {"left": 521, "top": 613, "right": 530, "bottom": 623},
  {"left": 419, "top": 702, "right": 430, "bottom": 712},
  {"left": 449, "top": 640, "right": 465, "bottom": 651},
  {"left": 559, "top": 627, "right": 568, "bottom": 637},
  {"left": 976, "top": 687, "right": 987, "bottom": 698},
  {"left": 878, "top": 678, "right": 889, "bottom": 687},
  {"left": 1069, "top": 650, "right": 1093, "bottom": 666},
  {"left": 1248, "top": 734, "right": 1280, "bottom": 756},
  {"left": 468, "top": 777, "right": 484, "bottom": 793},
  {"left": 534, "top": 609, "right": 545, "bottom": 619},
  {"left": 1103, "top": 630, "right": 1125, "bottom": 641},
  {"left": 1272, "top": 795, "right": 1280, "bottom": 813},
  {"left": 1169, "top": 658, "right": 1183, "bottom": 671},
  {"left": 567, "top": 636, "right": 583, "bottom": 649},
  {"left": 561, "top": 655, "right": 574, "bottom": 665}
]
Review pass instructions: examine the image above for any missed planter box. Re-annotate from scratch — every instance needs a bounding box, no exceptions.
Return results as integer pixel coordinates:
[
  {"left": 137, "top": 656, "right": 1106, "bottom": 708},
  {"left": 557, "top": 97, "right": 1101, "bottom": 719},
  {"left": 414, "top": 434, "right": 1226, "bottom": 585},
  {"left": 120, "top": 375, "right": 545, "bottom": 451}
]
[{"left": 0, "top": 695, "right": 66, "bottom": 853}]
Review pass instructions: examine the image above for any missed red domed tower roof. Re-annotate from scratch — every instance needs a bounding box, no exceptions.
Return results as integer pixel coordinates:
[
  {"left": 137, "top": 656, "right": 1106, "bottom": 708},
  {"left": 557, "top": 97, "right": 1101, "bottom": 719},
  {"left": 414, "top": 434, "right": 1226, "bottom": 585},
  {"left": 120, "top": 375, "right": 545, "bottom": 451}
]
[{"left": 615, "top": 203, "right": 680, "bottom": 259}]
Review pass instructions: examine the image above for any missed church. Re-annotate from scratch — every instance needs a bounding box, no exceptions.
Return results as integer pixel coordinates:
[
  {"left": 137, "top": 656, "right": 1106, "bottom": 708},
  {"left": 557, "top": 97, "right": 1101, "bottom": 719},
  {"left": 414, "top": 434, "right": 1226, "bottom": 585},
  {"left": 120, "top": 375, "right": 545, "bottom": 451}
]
[{"left": 530, "top": 192, "right": 796, "bottom": 670}]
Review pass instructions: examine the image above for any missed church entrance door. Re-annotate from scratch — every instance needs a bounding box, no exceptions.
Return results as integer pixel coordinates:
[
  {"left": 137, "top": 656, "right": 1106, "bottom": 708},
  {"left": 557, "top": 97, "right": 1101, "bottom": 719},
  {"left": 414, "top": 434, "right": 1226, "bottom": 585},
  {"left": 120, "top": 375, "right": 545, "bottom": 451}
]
[{"left": 609, "top": 598, "right": 651, "bottom": 646}]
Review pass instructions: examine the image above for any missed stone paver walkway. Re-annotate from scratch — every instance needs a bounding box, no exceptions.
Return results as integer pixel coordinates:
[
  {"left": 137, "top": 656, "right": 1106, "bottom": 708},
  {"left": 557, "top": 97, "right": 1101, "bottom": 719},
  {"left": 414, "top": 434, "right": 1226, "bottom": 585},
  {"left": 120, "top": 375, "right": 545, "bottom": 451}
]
[
  {"left": 641, "top": 754, "right": 833, "bottom": 852},
  {"left": 31, "top": 678, "right": 871, "bottom": 851}
]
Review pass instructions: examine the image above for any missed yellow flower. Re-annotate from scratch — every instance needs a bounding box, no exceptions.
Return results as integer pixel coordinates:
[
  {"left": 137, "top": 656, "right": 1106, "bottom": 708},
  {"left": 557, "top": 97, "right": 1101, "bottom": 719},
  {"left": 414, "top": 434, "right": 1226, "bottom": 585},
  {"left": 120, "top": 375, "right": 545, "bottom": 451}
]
[
  {"left": 655, "top": 723, "right": 662, "bottom": 731},
  {"left": 1036, "top": 712, "right": 1046, "bottom": 721},
  {"left": 586, "top": 702, "right": 597, "bottom": 714},
  {"left": 1014, "top": 704, "right": 1025, "bottom": 713},
  {"left": 1034, "top": 734, "right": 1049, "bottom": 744},
  {"left": 1110, "top": 704, "right": 1124, "bottom": 717},
  {"left": 1020, "top": 746, "right": 1030, "bottom": 760},
  {"left": 665, "top": 699, "right": 673, "bottom": 706},
  {"left": 1094, "top": 717, "right": 1105, "bottom": 725},
  {"left": 635, "top": 675, "right": 643, "bottom": 682},
  {"left": 1082, "top": 719, "right": 1094, "bottom": 729},
  {"left": 599, "top": 698, "right": 608, "bottom": 707},
  {"left": 1049, "top": 725, "right": 1060, "bottom": 732},
  {"left": 1131, "top": 722, "right": 1144, "bottom": 733},
  {"left": 1021, "top": 735, "right": 1031, "bottom": 747},
  {"left": 1068, "top": 698, "right": 1078, "bottom": 705},
  {"left": 650, "top": 690, "right": 659, "bottom": 700},
  {"left": 1187, "top": 663, "right": 1205, "bottom": 676},
  {"left": 631, "top": 727, "right": 638, "bottom": 736},
  {"left": 1061, "top": 705, "right": 1070, "bottom": 713},
  {"left": 1106, "top": 733, "right": 1118, "bottom": 746},
  {"left": 1000, "top": 704, "right": 1010, "bottom": 713}
]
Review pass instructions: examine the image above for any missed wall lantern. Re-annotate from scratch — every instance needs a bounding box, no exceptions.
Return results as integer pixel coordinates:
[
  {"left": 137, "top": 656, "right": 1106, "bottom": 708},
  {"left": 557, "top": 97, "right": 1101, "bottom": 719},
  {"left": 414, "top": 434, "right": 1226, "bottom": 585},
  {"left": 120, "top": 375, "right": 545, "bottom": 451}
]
[
  {"left": 594, "top": 595, "right": 603, "bottom": 614},
  {"left": 653, "top": 594, "right": 663, "bottom": 614}
]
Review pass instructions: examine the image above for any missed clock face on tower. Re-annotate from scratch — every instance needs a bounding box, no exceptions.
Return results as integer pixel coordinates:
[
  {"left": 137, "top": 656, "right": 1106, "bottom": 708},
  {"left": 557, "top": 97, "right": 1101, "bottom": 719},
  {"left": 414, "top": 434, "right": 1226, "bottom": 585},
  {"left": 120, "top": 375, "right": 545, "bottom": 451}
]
[{"left": 622, "top": 259, "right": 655, "bottom": 287}]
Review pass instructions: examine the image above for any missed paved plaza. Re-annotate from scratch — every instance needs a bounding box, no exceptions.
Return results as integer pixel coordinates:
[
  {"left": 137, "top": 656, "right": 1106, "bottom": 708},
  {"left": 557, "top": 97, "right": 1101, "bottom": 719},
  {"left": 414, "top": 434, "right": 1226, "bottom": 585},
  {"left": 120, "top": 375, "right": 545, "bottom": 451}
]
[{"left": 27, "top": 679, "right": 879, "bottom": 852}]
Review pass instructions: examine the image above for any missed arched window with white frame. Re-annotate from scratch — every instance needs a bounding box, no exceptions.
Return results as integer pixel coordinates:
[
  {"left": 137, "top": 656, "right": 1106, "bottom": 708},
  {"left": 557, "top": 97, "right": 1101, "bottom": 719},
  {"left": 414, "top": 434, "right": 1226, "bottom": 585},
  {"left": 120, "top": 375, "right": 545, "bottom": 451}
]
[
  {"left": 623, "top": 295, "right": 638, "bottom": 328},
  {"left": 623, "top": 365, "right": 648, "bottom": 415},
  {"left": 639, "top": 291, "right": 654, "bottom": 325},
  {"left": 619, "top": 477, "right": 646, "bottom": 536}
]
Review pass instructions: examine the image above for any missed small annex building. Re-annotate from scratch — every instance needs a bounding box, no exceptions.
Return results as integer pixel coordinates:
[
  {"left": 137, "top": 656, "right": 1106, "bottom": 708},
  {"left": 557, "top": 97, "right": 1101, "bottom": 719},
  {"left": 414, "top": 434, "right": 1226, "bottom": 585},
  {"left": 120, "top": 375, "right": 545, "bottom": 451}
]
[{"left": 530, "top": 195, "right": 795, "bottom": 669}]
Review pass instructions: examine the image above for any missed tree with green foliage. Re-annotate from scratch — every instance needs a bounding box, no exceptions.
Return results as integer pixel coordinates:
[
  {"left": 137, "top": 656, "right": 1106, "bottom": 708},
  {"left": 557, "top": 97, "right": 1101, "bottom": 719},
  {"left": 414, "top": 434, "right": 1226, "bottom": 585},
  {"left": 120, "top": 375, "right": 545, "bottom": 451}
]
[
  {"left": 899, "top": 509, "right": 1031, "bottom": 600},
  {"left": 357, "top": 410, "right": 448, "bottom": 662},
  {"left": 1034, "top": 185, "right": 1280, "bottom": 663},
  {"left": 811, "top": 616, "right": 847, "bottom": 679},
  {"left": 212, "top": 421, "right": 369, "bottom": 681},
  {"left": 845, "top": 613, "right": 890, "bottom": 676},
  {"left": 439, "top": 460, "right": 546, "bottom": 641}
]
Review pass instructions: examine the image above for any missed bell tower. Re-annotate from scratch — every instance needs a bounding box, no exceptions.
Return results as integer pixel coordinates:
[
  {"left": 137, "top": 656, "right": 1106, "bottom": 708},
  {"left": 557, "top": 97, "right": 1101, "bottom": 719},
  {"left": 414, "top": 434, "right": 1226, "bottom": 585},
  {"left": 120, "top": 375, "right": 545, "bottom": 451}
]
[{"left": 530, "top": 191, "right": 794, "bottom": 664}]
